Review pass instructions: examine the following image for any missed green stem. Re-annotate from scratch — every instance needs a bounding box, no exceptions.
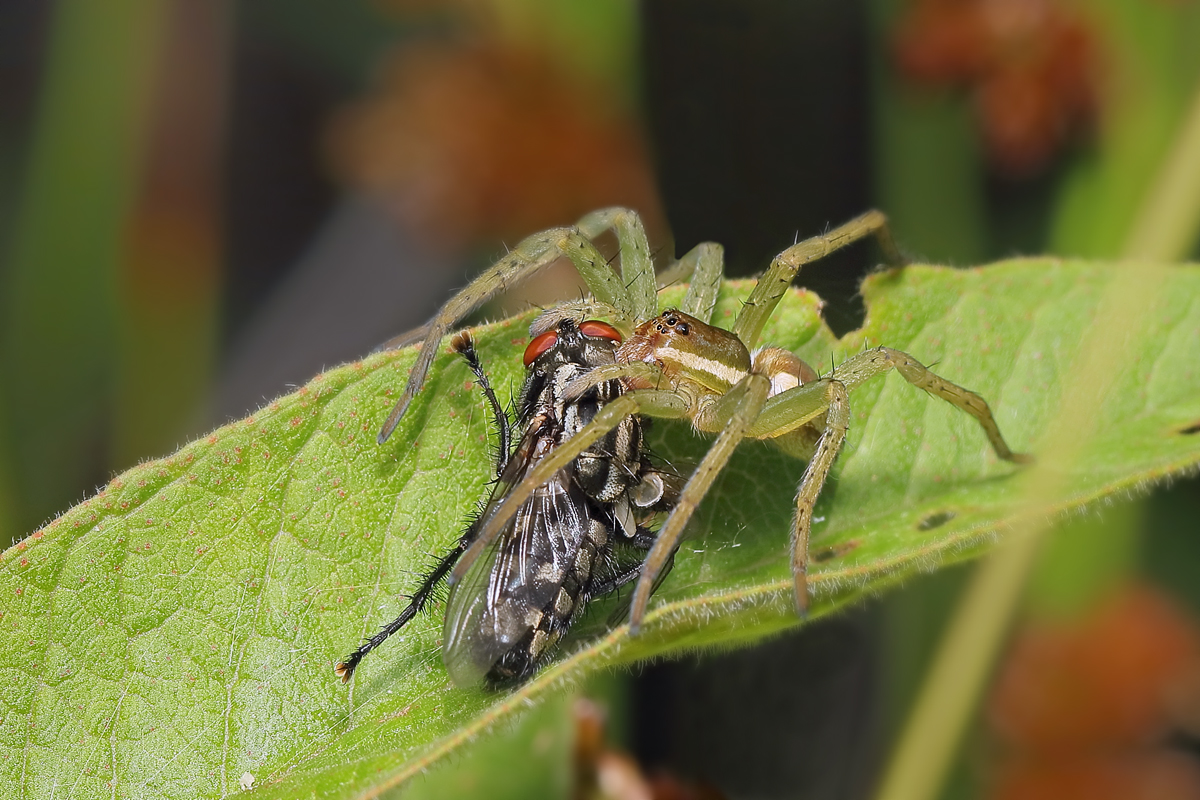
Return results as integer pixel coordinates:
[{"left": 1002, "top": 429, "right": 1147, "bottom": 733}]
[
  {"left": 874, "top": 533, "right": 1041, "bottom": 800},
  {"left": 1122, "top": 83, "right": 1200, "bottom": 260}
]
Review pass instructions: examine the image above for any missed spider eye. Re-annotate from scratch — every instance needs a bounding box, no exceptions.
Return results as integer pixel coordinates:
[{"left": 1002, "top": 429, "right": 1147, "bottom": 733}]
[
  {"left": 579, "top": 320, "right": 622, "bottom": 343},
  {"left": 523, "top": 329, "right": 558, "bottom": 366},
  {"left": 676, "top": 322, "right": 689, "bottom": 335}
]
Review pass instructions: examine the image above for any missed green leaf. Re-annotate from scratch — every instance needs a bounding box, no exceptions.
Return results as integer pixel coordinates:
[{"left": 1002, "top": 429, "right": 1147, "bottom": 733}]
[{"left": 3, "top": 261, "right": 1199, "bottom": 799}]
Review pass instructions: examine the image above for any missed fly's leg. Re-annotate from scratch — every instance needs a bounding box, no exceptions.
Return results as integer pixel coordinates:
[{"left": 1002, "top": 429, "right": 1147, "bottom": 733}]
[
  {"left": 380, "top": 208, "right": 656, "bottom": 442},
  {"left": 338, "top": 333, "right": 513, "bottom": 683},
  {"left": 627, "top": 374, "right": 771, "bottom": 632},
  {"left": 594, "top": 528, "right": 679, "bottom": 628},
  {"left": 335, "top": 539, "right": 467, "bottom": 683},
  {"left": 450, "top": 331, "right": 511, "bottom": 472},
  {"left": 449, "top": 386, "right": 693, "bottom": 588},
  {"left": 589, "top": 539, "right": 653, "bottom": 597},
  {"left": 732, "top": 210, "right": 903, "bottom": 350}
]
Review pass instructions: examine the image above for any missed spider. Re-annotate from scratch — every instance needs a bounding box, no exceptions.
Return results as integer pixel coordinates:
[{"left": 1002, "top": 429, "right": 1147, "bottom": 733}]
[{"left": 379, "top": 207, "right": 1031, "bottom": 634}]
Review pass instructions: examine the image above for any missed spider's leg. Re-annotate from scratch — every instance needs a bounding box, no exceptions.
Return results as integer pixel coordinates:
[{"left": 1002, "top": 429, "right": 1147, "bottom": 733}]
[
  {"left": 732, "top": 210, "right": 902, "bottom": 350},
  {"left": 374, "top": 321, "right": 431, "bottom": 354},
  {"left": 561, "top": 362, "right": 666, "bottom": 403},
  {"left": 675, "top": 242, "right": 725, "bottom": 323},
  {"left": 627, "top": 374, "right": 772, "bottom": 633},
  {"left": 448, "top": 386, "right": 693, "bottom": 588},
  {"left": 788, "top": 380, "right": 850, "bottom": 614},
  {"left": 654, "top": 240, "right": 725, "bottom": 323},
  {"left": 832, "top": 347, "right": 1032, "bottom": 464},
  {"left": 717, "top": 373, "right": 860, "bottom": 612},
  {"left": 577, "top": 208, "right": 657, "bottom": 323},
  {"left": 379, "top": 213, "right": 643, "bottom": 443}
]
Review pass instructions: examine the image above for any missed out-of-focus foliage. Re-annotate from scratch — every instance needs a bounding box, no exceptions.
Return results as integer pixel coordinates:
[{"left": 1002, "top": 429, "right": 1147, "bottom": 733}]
[
  {"left": 985, "top": 583, "right": 1200, "bottom": 800},
  {"left": 329, "top": 41, "right": 663, "bottom": 252}
]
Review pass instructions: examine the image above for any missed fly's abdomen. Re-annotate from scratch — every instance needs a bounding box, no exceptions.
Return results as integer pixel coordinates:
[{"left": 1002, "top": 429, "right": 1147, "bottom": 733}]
[{"left": 483, "top": 514, "right": 611, "bottom": 686}]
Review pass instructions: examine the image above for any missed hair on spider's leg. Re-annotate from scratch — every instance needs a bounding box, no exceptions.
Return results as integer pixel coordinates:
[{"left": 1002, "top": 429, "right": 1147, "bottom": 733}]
[{"left": 830, "top": 347, "right": 1032, "bottom": 464}]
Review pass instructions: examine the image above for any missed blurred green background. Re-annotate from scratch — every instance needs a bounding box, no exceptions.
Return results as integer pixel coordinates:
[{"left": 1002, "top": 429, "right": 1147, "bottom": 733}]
[{"left": 2, "top": 1, "right": 1199, "bottom": 798}]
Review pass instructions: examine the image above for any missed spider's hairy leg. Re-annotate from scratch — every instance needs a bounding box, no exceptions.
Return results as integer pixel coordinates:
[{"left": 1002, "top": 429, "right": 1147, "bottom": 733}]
[
  {"left": 653, "top": 241, "right": 727, "bottom": 324},
  {"left": 832, "top": 347, "right": 1032, "bottom": 464},
  {"left": 561, "top": 361, "right": 665, "bottom": 403},
  {"left": 732, "top": 210, "right": 903, "bottom": 350},
  {"left": 576, "top": 208, "right": 657, "bottom": 323},
  {"left": 448, "top": 387, "right": 693, "bottom": 587},
  {"left": 680, "top": 243, "right": 726, "bottom": 323},
  {"left": 627, "top": 374, "right": 771, "bottom": 633},
  {"left": 788, "top": 379, "right": 849, "bottom": 614},
  {"left": 379, "top": 210, "right": 648, "bottom": 443}
]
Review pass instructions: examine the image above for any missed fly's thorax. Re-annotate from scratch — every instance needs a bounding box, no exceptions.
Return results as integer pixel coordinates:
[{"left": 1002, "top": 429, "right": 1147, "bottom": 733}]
[
  {"left": 542, "top": 349, "right": 644, "bottom": 506},
  {"left": 751, "top": 346, "right": 819, "bottom": 397},
  {"left": 618, "top": 309, "right": 751, "bottom": 394},
  {"left": 517, "top": 320, "right": 619, "bottom": 426}
]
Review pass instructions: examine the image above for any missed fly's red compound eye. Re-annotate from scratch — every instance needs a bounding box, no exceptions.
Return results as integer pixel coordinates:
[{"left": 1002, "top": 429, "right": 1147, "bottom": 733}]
[
  {"left": 523, "top": 329, "right": 559, "bottom": 366},
  {"left": 579, "top": 320, "right": 622, "bottom": 343}
]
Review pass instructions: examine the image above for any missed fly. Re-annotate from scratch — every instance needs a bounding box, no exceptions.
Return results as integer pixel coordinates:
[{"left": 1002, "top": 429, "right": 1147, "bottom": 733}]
[{"left": 337, "top": 314, "right": 674, "bottom": 688}]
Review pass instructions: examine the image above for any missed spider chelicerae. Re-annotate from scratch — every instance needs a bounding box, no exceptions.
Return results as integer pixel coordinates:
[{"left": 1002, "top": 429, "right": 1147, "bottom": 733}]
[{"left": 379, "top": 207, "right": 1031, "bottom": 634}]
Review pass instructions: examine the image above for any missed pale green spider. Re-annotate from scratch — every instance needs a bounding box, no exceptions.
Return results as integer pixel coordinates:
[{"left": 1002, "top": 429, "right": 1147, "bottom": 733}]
[{"left": 379, "top": 208, "right": 1030, "bottom": 632}]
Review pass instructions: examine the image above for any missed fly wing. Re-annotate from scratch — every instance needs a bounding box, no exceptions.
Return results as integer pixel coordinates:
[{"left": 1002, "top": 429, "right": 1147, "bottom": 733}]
[
  {"left": 441, "top": 417, "right": 545, "bottom": 687},
  {"left": 443, "top": 457, "right": 604, "bottom": 687}
]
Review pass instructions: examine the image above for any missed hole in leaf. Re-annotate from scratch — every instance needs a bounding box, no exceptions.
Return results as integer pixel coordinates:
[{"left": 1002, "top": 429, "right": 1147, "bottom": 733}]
[
  {"left": 813, "top": 539, "right": 860, "bottom": 563},
  {"left": 1178, "top": 420, "right": 1200, "bottom": 435},
  {"left": 917, "top": 510, "right": 957, "bottom": 531}
]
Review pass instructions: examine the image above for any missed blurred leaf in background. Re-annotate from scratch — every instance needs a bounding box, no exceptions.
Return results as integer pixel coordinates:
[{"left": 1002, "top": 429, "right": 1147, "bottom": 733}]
[{"left": 0, "top": 0, "right": 166, "bottom": 545}]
